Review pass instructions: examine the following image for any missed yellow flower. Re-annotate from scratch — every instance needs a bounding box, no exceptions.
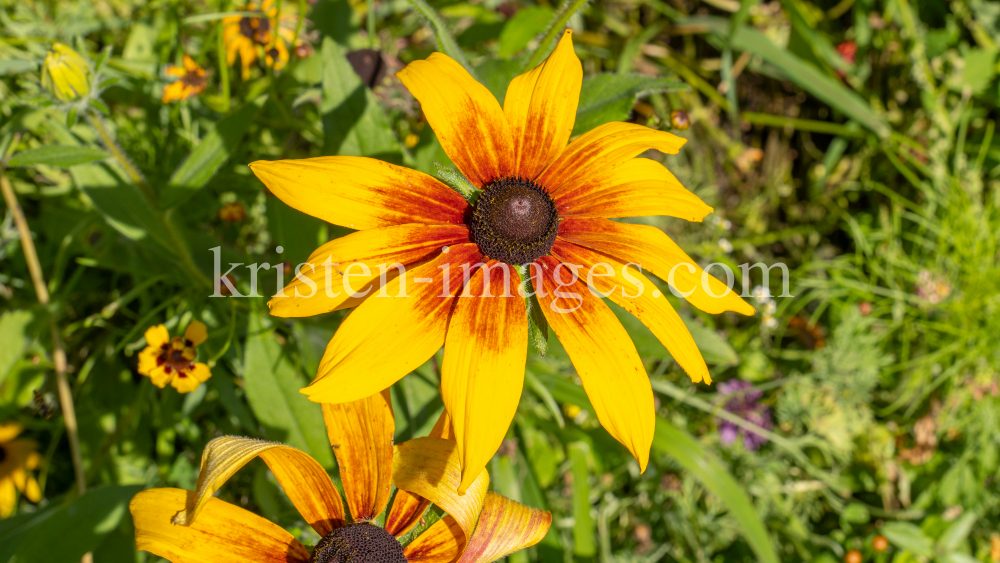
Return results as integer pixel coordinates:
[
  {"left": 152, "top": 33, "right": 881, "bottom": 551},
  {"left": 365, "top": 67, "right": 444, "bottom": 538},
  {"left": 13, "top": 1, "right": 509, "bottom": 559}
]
[
  {"left": 137, "top": 321, "right": 211, "bottom": 393},
  {"left": 41, "top": 43, "right": 91, "bottom": 102},
  {"left": 162, "top": 55, "right": 207, "bottom": 103},
  {"left": 222, "top": 0, "right": 300, "bottom": 80},
  {"left": 0, "top": 423, "right": 42, "bottom": 518},
  {"left": 249, "top": 31, "right": 755, "bottom": 492},
  {"left": 130, "top": 394, "right": 550, "bottom": 562}
]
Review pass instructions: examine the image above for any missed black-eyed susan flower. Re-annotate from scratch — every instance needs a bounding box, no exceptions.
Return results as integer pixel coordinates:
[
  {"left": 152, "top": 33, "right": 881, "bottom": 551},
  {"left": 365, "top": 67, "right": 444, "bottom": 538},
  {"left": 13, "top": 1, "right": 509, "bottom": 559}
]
[
  {"left": 162, "top": 55, "right": 207, "bottom": 103},
  {"left": 0, "top": 423, "right": 42, "bottom": 518},
  {"left": 249, "top": 30, "right": 755, "bottom": 493},
  {"left": 137, "top": 321, "right": 211, "bottom": 393},
  {"left": 222, "top": 0, "right": 300, "bottom": 80},
  {"left": 129, "top": 393, "right": 550, "bottom": 562},
  {"left": 41, "top": 43, "right": 91, "bottom": 102}
]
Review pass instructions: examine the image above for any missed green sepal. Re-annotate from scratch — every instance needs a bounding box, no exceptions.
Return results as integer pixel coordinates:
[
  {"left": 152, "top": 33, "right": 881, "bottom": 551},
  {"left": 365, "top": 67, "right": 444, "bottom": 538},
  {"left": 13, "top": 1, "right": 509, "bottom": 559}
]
[
  {"left": 516, "top": 264, "right": 549, "bottom": 356},
  {"left": 433, "top": 162, "right": 480, "bottom": 204}
]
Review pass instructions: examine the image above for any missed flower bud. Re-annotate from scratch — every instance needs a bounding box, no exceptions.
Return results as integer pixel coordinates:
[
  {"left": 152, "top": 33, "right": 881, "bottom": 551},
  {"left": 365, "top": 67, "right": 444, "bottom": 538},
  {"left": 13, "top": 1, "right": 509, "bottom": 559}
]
[
  {"left": 42, "top": 43, "right": 91, "bottom": 101},
  {"left": 669, "top": 109, "right": 690, "bottom": 130}
]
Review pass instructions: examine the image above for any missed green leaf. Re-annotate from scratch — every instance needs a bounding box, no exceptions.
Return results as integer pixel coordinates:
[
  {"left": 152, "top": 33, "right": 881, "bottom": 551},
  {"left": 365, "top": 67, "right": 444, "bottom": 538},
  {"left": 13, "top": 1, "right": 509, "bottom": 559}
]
[
  {"left": 937, "top": 512, "right": 977, "bottom": 553},
  {"left": 568, "top": 442, "right": 596, "bottom": 557},
  {"left": 71, "top": 162, "right": 172, "bottom": 248},
  {"left": 881, "top": 521, "right": 935, "bottom": 557},
  {"left": 653, "top": 420, "right": 780, "bottom": 563},
  {"left": 840, "top": 502, "right": 871, "bottom": 525},
  {"left": 474, "top": 57, "right": 524, "bottom": 104},
  {"left": 162, "top": 98, "right": 265, "bottom": 208},
  {"left": 681, "top": 315, "right": 740, "bottom": 366},
  {"left": 727, "top": 25, "right": 889, "bottom": 137},
  {"left": 8, "top": 146, "right": 109, "bottom": 167},
  {"left": 0, "top": 58, "right": 38, "bottom": 76},
  {"left": 573, "top": 74, "right": 687, "bottom": 135},
  {"left": 497, "top": 6, "right": 554, "bottom": 57},
  {"left": 320, "top": 37, "right": 402, "bottom": 161},
  {"left": 406, "top": 0, "right": 475, "bottom": 75},
  {"left": 0, "top": 310, "right": 33, "bottom": 388},
  {"left": 961, "top": 48, "right": 997, "bottom": 95},
  {"left": 11, "top": 485, "right": 142, "bottom": 563},
  {"left": 242, "top": 309, "right": 334, "bottom": 469}
]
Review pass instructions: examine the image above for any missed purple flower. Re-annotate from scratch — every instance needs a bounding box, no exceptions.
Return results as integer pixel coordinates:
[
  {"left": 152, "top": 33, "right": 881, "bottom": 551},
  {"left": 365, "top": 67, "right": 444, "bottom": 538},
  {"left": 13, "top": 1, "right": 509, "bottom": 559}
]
[{"left": 717, "top": 380, "right": 772, "bottom": 451}]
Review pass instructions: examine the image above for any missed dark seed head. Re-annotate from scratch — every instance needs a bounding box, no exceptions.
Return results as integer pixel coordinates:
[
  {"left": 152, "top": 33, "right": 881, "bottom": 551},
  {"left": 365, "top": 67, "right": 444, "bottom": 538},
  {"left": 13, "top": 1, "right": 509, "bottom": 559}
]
[
  {"left": 469, "top": 177, "right": 558, "bottom": 265},
  {"left": 311, "top": 523, "right": 406, "bottom": 563},
  {"left": 0, "top": 445, "right": 6, "bottom": 463}
]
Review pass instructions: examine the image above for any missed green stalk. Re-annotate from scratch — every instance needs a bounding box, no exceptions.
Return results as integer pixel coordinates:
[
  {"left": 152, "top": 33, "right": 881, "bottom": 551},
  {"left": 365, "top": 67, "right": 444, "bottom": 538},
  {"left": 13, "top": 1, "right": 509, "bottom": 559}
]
[
  {"left": 217, "top": 19, "right": 231, "bottom": 113},
  {"left": 523, "top": 0, "right": 589, "bottom": 70},
  {"left": 89, "top": 114, "right": 209, "bottom": 288}
]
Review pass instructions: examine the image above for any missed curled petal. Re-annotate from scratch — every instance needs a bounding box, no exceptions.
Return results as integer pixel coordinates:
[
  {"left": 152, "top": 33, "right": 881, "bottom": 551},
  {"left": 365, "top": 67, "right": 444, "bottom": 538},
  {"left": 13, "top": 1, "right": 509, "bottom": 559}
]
[
  {"left": 174, "top": 436, "right": 344, "bottom": 536},
  {"left": 456, "top": 493, "right": 552, "bottom": 563},
  {"left": 392, "top": 437, "right": 489, "bottom": 551},
  {"left": 384, "top": 410, "right": 456, "bottom": 537},
  {"left": 322, "top": 390, "right": 394, "bottom": 521},
  {"left": 131, "top": 488, "right": 310, "bottom": 563}
]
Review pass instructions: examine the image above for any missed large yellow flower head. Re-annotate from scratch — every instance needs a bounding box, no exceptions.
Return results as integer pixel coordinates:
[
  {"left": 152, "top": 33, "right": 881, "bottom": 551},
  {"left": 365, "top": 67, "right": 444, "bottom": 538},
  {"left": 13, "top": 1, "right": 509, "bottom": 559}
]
[
  {"left": 249, "top": 31, "right": 755, "bottom": 493},
  {"left": 130, "top": 394, "right": 550, "bottom": 562},
  {"left": 0, "top": 423, "right": 42, "bottom": 518},
  {"left": 137, "top": 321, "right": 211, "bottom": 393},
  {"left": 41, "top": 42, "right": 92, "bottom": 102}
]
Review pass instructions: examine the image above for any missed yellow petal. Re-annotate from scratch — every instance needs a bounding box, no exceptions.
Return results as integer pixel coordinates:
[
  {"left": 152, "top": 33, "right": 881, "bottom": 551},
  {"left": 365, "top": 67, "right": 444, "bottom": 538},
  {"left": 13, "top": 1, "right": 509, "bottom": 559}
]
[
  {"left": 321, "top": 390, "right": 394, "bottom": 521},
  {"left": 171, "top": 373, "right": 202, "bottom": 394},
  {"left": 23, "top": 476, "right": 41, "bottom": 503},
  {"left": 396, "top": 53, "right": 514, "bottom": 188},
  {"left": 185, "top": 321, "right": 208, "bottom": 346},
  {"left": 137, "top": 346, "right": 161, "bottom": 376},
  {"left": 456, "top": 492, "right": 551, "bottom": 563},
  {"left": 392, "top": 437, "right": 489, "bottom": 550},
  {"left": 442, "top": 262, "right": 527, "bottom": 493},
  {"left": 269, "top": 224, "right": 471, "bottom": 318},
  {"left": 384, "top": 410, "right": 455, "bottom": 537},
  {"left": 504, "top": 30, "right": 582, "bottom": 179},
  {"left": 557, "top": 218, "right": 755, "bottom": 316},
  {"left": 537, "top": 122, "right": 687, "bottom": 195},
  {"left": 189, "top": 363, "right": 212, "bottom": 383},
  {"left": 404, "top": 516, "right": 465, "bottom": 562},
  {"left": 0, "top": 423, "right": 23, "bottom": 442},
  {"left": 249, "top": 156, "right": 469, "bottom": 230},
  {"left": 302, "top": 244, "right": 483, "bottom": 405},
  {"left": 131, "top": 488, "right": 311, "bottom": 563},
  {"left": 144, "top": 325, "right": 170, "bottom": 348},
  {"left": 552, "top": 240, "right": 710, "bottom": 384},
  {"left": 0, "top": 478, "right": 14, "bottom": 518},
  {"left": 533, "top": 256, "right": 654, "bottom": 472},
  {"left": 147, "top": 365, "right": 172, "bottom": 388},
  {"left": 555, "top": 158, "right": 713, "bottom": 222},
  {"left": 175, "top": 436, "right": 344, "bottom": 536}
]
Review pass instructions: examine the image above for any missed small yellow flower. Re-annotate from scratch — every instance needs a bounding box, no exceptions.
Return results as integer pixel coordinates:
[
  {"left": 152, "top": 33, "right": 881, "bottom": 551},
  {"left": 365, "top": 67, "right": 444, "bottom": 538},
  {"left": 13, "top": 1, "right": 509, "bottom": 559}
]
[
  {"left": 138, "top": 321, "right": 211, "bottom": 393},
  {"left": 41, "top": 43, "right": 91, "bottom": 102},
  {"left": 130, "top": 399, "right": 550, "bottom": 562},
  {"left": 162, "top": 55, "right": 207, "bottom": 103},
  {"left": 0, "top": 423, "right": 42, "bottom": 518},
  {"left": 222, "top": 0, "right": 302, "bottom": 80}
]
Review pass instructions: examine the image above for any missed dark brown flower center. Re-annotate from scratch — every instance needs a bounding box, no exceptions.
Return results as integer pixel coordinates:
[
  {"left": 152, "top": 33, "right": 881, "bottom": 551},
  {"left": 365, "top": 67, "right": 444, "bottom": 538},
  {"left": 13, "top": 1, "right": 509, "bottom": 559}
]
[
  {"left": 469, "top": 177, "right": 558, "bottom": 265},
  {"left": 157, "top": 337, "right": 196, "bottom": 376},
  {"left": 310, "top": 523, "right": 406, "bottom": 563},
  {"left": 240, "top": 16, "right": 271, "bottom": 43},
  {"left": 0, "top": 444, "right": 6, "bottom": 463}
]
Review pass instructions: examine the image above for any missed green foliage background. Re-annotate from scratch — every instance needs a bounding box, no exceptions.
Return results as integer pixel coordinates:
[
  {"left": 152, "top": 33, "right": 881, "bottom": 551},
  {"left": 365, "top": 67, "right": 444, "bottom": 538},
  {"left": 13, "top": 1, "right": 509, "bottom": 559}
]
[{"left": 1, "top": 0, "right": 999, "bottom": 561}]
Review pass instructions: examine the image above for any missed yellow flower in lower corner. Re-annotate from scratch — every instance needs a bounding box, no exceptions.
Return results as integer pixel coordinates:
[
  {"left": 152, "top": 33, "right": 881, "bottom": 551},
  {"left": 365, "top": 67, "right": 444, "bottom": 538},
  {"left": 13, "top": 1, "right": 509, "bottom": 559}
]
[
  {"left": 249, "top": 30, "right": 755, "bottom": 493},
  {"left": 163, "top": 55, "right": 207, "bottom": 103},
  {"left": 137, "top": 321, "right": 211, "bottom": 393},
  {"left": 222, "top": 0, "right": 301, "bottom": 80},
  {"left": 0, "top": 423, "right": 42, "bottom": 518},
  {"left": 129, "top": 393, "right": 550, "bottom": 563}
]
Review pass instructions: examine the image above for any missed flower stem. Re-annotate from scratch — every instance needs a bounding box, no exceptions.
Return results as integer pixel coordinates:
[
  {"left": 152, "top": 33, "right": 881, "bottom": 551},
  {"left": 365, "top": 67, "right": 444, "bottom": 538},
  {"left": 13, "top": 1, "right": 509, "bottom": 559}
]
[
  {"left": 523, "top": 0, "right": 589, "bottom": 70},
  {"left": 0, "top": 169, "right": 87, "bottom": 498}
]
